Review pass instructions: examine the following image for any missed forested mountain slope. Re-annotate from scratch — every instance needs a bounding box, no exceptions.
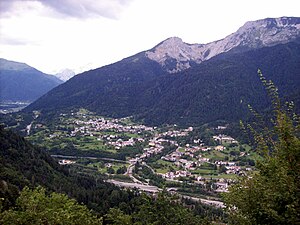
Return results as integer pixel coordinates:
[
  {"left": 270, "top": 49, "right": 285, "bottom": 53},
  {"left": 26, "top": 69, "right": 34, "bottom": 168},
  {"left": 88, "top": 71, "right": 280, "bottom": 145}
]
[
  {"left": 25, "top": 41, "right": 300, "bottom": 126},
  {"left": 25, "top": 53, "right": 166, "bottom": 116},
  {"left": 0, "top": 126, "right": 133, "bottom": 212},
  {"left": 140, "top": 41, "right": 300, "bottom": 125}
]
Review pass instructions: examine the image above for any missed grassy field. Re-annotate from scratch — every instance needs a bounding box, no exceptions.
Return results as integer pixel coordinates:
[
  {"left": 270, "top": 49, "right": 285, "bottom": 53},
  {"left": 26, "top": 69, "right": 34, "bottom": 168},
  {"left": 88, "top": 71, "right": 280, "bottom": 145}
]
[
  {"left": 202, "top": 173, "right": 237, "bottom": 179},
  {"left": 149, "top": 159, "right": 177, "bottom": 174},
  {"left": 155, "top": 168, "right": 170, "bottom": 174},
  {"left": 192, "top": 168, "right": 218, "bottom": 175},
  {"left": 86, "top": 161, "right": 129, "bottom": 174}
]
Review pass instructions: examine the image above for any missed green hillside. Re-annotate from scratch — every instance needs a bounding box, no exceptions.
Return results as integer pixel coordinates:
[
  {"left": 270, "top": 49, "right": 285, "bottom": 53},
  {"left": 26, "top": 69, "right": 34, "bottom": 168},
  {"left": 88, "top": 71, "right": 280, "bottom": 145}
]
[{"left": 25, "top": 41, "right": 300, "bottom": 126}]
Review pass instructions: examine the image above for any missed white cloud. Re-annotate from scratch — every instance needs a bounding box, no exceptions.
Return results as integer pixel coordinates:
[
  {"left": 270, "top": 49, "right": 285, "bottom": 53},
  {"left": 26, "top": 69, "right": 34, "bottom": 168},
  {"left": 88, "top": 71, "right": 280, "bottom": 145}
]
[
  {"left": 0, "top": 0, "right": 299, "bottom": 74},
  {"left": 0, "top": 0, "right": 133, "bottom": 19}
]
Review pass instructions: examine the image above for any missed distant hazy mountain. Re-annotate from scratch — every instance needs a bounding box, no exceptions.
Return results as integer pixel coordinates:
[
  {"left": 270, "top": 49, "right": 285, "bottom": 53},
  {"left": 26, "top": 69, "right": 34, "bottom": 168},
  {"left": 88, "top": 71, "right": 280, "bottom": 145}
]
[
  {"left": 0, "top": 58, "right": 63, "bottom": 103},
  {"left": 25, "top": 17, "right": 300, "bottom": 126},
  {"left": 54, "top": 69, "right": 76, "bottom": 81}
]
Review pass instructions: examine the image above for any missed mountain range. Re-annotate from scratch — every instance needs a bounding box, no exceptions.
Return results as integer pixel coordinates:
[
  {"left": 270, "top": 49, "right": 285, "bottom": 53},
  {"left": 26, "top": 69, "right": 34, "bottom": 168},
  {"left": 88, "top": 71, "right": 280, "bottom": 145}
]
[
  {"left": 24, "top": 17, "right": 300, "bottom": 126},
  {"left": 146, "top": 17, "right": 300, "bottom": 73},
  {"left": 0, "top": 58, "right": 63, "bottom": 103}
]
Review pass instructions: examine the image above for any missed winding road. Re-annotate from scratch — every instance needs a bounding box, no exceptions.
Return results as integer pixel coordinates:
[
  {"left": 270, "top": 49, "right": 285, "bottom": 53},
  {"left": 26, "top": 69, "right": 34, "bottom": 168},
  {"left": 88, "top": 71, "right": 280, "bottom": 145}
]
[{"left": 51, "top": 154, "right": 224, "bottom": 208}]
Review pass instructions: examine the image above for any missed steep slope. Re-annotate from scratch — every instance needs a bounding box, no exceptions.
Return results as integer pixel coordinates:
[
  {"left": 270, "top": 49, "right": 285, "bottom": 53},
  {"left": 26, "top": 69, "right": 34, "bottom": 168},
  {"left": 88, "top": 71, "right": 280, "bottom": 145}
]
[
  {"left": 141, "top": 41, "right": 300, "bottom": 125},
  {"left": 0, "top": 125, "right": 71, "bottom": 207},
  {"left": 146, "top": 17, "right": 300, "bottom": 73},
  {"left": 25, "top": 53, "right": 166, "bottom": 116},
  {"left": 24, "top": 17, "right": 300, "bottom": 126},
  {"left": 0, "top": 58, "right": 63, "bottom": 103},
  {"left": 25, "top": 41, "right": 300, "bottom": 126},
  {"left": 0, "top": 126, "right": 134, "bottom": 212}
]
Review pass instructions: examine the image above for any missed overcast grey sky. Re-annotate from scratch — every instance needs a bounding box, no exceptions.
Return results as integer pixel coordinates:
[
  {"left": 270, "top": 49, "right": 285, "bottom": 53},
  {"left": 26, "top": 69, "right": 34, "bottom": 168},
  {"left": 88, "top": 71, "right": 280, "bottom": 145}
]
[{"left": 0, "top": 0, "right": 299, "bottom": 74}]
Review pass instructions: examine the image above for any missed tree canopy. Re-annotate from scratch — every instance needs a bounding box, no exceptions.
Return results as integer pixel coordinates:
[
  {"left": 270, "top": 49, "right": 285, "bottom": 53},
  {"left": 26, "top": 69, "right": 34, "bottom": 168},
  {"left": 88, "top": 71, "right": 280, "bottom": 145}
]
[
  {"left": 0, "top": 186, "right": 102, "bottom": 225},
  {"left": 223, "top": 70, "right": 300, "bottom": 224}
]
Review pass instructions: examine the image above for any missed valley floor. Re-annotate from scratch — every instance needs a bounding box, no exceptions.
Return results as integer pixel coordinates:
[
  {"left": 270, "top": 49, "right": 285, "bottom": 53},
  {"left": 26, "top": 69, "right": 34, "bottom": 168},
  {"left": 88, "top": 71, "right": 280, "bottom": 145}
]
[{"left": 20, "top": 108, "right": 258, "bottom": 204}]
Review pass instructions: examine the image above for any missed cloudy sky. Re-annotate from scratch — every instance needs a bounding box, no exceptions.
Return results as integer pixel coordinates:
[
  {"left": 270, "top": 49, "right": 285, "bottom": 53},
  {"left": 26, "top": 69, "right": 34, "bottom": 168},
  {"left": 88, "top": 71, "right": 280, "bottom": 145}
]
[{"left": 0, "top": 0, "right": 299, "bottom": 74}]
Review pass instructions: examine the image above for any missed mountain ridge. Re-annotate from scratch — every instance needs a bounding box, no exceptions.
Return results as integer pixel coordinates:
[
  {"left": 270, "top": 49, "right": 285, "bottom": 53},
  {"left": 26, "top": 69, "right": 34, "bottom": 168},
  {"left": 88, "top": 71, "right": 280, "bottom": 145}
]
[
  {"left": 24, "top": 17, "right": 300, "bottom": 126},
  {"left": 141, "top": 41, "right": 300, "bottom": 125},
  {"left": 0, "top": 58, "right": 63, "bottom": 103},
  {"left": 146, "top": 16, "right": 300, "bottom": 73}
]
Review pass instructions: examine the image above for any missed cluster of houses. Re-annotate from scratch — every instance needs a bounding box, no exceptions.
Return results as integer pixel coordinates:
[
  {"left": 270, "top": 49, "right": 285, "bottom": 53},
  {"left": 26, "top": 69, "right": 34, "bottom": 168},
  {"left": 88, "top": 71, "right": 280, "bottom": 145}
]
[
  {"left": 66, "top": 115, "right": 158, "bottom": 149},
  {"left": 107, "top": 137, "right": 136, "bottom": 149},
  {"left": 163, "top": 170, "right": 191, "bottom": 179},
  {"left": 70, "top": 116, "right": 155, "bottom": 137},
  {"left": 213, "top": 134, "right": 238, "bottom": 145},
  {"left": 161, "top": 126, "right": 193, "bottom": 137},
  {"left": 52, "top": 112, "right": 252, "bottom": 194},
  {"left": 154, "top": 133, "right": 251, "bottom": 192},
  {"left": 161, "top": 144, "right": 246, "bottom": 176},
  {"left": 131, "top": 127, "right": 194, "bottom": 161},
  {"left": 140, "top": 138, "right": 177, "bottom": 159},
  {"left": 58, "top": 159, "right": 75, "bottom": 165}
]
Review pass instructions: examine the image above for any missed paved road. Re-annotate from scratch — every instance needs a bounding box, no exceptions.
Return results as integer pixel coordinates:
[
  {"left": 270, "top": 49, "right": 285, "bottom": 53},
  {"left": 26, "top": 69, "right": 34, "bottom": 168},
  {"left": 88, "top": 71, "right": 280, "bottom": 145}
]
[
  {"left": 107, "top": 179, "right": 161, "bottom": 193},
  {"left": 106, "top": 179, "right": 224, "bottom": 208},
  {"left": 185, "top": 196, "right": 225, "bottom": 208},
  {"left": 51, "top": 155, "right": 127, "bottom": 163},
  {"left": 126, "top": 164, "right": 144, "bottom": 184},
  {"left": 52, "top": 155, "right": 224, "bottom": 208}
]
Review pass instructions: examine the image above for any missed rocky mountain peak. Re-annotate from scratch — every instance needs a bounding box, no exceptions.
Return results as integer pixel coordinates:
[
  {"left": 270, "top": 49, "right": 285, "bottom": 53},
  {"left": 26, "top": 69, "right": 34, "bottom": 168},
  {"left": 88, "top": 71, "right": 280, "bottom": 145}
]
[
  {"left": 145, "top": 17, "right": 300, "bottom": 73},
  {"left": 146, "top": 37, "right": 204, "bottom": 73},
  {"left": 233, "top": 17, "right": 300, "bottom": 47},
  {"left": 241, "top": 17, "right": 300, "bottom": 30}
]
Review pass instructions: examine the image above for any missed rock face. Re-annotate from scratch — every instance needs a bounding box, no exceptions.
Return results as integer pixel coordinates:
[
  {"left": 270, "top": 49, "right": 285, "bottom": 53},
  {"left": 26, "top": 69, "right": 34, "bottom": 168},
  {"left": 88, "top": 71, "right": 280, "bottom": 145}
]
[
  {"left": 146, "top": 17, "right": 300, "bottom": 73},
  {"left": 146, "top": 37, "right": 204, "bottom": 73}
]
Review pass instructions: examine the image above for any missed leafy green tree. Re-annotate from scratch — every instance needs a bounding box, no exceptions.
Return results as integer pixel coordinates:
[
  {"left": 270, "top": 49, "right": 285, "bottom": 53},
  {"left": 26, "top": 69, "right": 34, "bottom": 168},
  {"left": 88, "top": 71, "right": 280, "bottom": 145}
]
[
  {"left": 132, "top": 191, "right": 207, "bottom": 225},
  {"left": 223, "top": 70, "right": 300, "bottom": 224},
  {"left": 116, "top": 166, "right": 127, "bottom": 174},
  {"left": 107, "top": 167, "right": 115, "bottom": 174},
  {"left": 219, "top": 165, "right": 227, "bottom": 173},
  {"left": 105, "top": 208, "right": 132, "bottom": 225},
  {"left": 0, "top": 186, "right": 102, "bottom": 225}
]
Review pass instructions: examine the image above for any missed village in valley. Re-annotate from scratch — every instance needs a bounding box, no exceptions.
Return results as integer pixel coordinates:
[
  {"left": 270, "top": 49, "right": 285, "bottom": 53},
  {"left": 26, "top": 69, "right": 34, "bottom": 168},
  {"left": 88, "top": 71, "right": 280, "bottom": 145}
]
[{"left": 26, "top": 108, "right": 257, "bottom": 201}]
